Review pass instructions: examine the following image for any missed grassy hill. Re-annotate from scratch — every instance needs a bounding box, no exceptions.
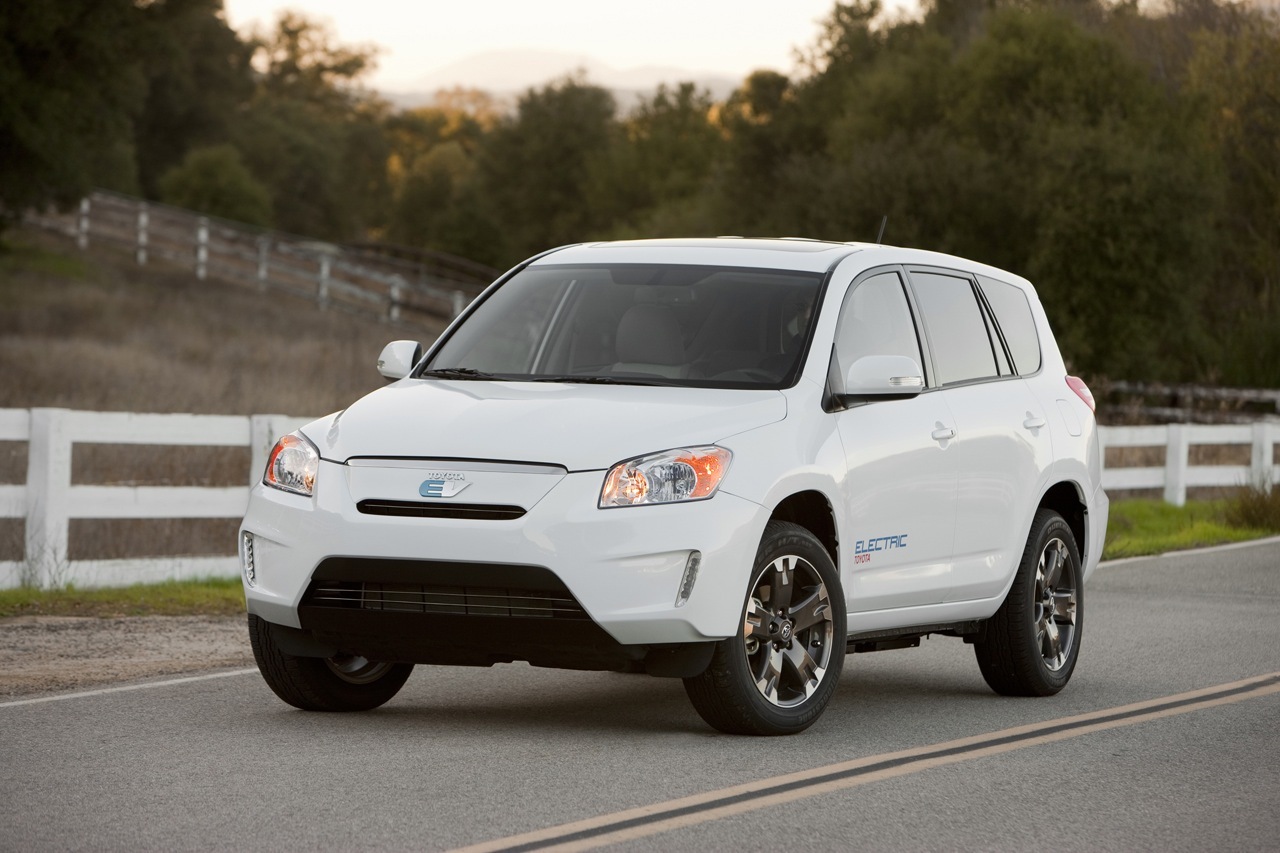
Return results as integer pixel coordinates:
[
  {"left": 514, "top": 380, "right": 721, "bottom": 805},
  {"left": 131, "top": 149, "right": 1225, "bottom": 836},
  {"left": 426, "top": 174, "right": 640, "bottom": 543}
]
[
  {"left": 0, "top": 227, "right": 448, "bottom": 417},
  {"left": 0, "top": 227, "right": 453, "bottom": 565}
]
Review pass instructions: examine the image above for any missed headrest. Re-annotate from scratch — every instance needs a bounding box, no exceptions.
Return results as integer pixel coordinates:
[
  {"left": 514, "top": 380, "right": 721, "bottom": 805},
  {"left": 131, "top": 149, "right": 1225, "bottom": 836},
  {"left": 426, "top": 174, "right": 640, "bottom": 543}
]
[{"left": 616, "top": 303, "right": 685, "bottom": 366}]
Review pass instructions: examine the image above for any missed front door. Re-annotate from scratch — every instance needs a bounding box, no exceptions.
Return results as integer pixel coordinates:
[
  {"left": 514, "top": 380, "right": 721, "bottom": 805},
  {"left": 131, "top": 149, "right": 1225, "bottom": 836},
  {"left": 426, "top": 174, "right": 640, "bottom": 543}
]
[{"left": 831, "top": 269, "right": 958, "bottom": 613}]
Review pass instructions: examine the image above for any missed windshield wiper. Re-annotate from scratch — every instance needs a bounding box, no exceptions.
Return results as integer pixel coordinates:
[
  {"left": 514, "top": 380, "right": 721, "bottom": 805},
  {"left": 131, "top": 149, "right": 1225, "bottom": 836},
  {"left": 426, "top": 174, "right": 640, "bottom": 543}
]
[
  {"left": 530, "top": 375, "right": 674, "bottom": 386},
  {"left": 417, "top": 367, "right": 502, "bottom": 381}
]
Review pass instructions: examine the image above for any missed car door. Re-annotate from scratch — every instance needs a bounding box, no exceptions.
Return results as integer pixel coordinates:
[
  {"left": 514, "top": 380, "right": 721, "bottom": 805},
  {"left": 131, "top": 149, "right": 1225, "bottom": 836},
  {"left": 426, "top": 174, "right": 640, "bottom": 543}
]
[
  {"left": 832, "top": 269, "right": 958, "bottom": 613},
  {"left": 905, "top": 268, "right": 1054, "bottom": 603}
]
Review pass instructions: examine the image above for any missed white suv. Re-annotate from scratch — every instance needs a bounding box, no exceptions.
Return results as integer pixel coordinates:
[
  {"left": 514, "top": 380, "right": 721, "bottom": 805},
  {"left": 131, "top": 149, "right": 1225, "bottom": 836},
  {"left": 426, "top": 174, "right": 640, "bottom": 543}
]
[{"left": 240, "top": 238, "right": 1108, "bottom": 735}]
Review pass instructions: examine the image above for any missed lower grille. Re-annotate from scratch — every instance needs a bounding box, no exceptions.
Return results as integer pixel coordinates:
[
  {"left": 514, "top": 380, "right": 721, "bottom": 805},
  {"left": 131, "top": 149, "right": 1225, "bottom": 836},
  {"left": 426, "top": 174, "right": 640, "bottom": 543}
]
[
  {"left": 300, "top": 557, "right": 591, "bottom": 621},
  {"left": 307, "top": 581, "right": 586, "bottom": 619}
]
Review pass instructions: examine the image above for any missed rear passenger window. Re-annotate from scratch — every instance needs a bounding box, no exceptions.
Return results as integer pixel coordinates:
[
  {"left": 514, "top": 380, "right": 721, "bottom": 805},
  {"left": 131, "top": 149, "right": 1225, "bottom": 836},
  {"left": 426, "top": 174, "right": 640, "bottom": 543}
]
[
  {"left": 978, "top": 275, "right": 1042, "bottom": 375},
  {"left": 909, "top": 271, "right": 998, "bottom": 386}
]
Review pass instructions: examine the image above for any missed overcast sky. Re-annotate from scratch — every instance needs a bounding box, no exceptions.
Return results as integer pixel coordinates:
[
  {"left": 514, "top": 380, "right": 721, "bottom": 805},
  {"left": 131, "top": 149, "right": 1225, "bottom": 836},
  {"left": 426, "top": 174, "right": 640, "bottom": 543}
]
[{"left": 221, "top": 1, "right": 889, "bottom": 91}]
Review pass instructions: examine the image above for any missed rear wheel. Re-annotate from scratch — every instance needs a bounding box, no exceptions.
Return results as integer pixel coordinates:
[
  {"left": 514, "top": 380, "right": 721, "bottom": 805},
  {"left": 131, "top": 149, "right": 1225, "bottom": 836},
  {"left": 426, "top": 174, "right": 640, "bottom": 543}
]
[
  {"left": 974, "top": 509, "right": 1083, "bottom": 696},
  {"left": 684, "top": 521, "right": 846, "bottom": 735},
  {"left": 248, "top": 614, "right": 413, "bottom": 711}
]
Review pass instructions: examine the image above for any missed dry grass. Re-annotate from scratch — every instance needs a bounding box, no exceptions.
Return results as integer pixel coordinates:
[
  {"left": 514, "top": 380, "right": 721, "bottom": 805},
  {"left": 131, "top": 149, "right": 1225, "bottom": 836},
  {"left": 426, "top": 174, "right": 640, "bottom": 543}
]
[
  {"left": 0, "top": 228, "right": 445, "bottom": 415},
  {"left": 0, "top": 228, "right": 448, "bottom": 564}
]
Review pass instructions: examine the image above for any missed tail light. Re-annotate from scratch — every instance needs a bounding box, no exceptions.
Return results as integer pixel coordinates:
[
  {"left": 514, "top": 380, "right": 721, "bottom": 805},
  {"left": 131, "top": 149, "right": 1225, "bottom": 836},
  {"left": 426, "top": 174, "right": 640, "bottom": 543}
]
[{"left": 1066, "top": 376, "right": 1096, "bottom": 413}]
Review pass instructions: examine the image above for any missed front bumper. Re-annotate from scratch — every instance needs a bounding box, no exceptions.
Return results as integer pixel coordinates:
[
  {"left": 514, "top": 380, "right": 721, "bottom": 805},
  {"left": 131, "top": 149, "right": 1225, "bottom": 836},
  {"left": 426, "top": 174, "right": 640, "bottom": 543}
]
[{"left": 239, "top": 460, "right": 769, "bottom": 652}]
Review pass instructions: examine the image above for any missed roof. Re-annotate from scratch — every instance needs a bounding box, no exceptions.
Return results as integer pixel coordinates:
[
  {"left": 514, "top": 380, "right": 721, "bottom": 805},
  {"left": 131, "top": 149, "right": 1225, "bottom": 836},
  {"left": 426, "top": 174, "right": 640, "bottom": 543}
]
[
  {"left": 528, "top": 237, "right": 1033, "bottom": 290},
  {"left": 531, "top": 238, "right": 864, "bottom": 274}
]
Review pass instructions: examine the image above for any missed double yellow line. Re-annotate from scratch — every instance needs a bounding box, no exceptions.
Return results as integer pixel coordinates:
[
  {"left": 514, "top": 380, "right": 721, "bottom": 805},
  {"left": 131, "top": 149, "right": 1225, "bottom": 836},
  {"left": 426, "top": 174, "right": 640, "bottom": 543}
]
[{"left": 455, "top": 672, "right": 1280, "bottom": 852}]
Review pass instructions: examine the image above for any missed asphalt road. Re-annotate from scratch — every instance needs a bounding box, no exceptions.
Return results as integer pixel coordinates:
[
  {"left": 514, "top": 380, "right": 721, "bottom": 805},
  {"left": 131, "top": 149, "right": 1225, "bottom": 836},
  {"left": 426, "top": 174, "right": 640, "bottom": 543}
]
[{"left": 3, "top": 539, "right": 1279, "bottom": 852}]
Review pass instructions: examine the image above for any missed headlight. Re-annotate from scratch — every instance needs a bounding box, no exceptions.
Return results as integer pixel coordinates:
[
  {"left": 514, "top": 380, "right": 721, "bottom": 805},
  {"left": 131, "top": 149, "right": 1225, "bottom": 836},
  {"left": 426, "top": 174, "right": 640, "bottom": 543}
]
[
  {"left": 599, "top": 446, "right": 732, "bottom": 508},
  {"left": 263, "top": 432, "right": 319, "bottom": 497}
]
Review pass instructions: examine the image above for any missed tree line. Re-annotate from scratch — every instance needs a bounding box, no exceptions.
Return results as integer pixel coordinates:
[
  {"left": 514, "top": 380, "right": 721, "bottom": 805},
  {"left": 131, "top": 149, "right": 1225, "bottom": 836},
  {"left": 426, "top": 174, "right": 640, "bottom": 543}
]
[{"left": 1, "top": 0, "right": 1276, "bottom": 385}]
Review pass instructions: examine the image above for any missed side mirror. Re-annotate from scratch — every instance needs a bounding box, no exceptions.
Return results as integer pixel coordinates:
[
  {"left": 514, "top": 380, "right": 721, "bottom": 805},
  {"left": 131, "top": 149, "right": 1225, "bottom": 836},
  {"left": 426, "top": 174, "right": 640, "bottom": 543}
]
[
  {"left": 376, "top": 340, "right": 423, "bottom": 380},
  {"left": 844, "top": 355, "right": 925, "bottom": 398}
]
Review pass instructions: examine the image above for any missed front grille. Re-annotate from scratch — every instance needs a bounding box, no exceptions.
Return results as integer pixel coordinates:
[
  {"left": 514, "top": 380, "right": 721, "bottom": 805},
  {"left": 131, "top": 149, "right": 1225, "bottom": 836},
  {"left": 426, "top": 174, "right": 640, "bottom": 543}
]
[
  {"left": 357, "top": 499, "right": 525, "bottom": 521},
  {"left": 307, "top": 581, "right": 587, "bottom": 619},
  {"left": 300, "top": 558, "right": 591, "bottom": 621}
]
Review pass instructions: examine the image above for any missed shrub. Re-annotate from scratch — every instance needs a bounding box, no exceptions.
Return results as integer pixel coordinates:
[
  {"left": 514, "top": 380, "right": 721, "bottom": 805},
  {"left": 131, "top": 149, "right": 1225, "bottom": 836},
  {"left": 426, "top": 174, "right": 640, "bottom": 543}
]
[
  {"left": 159, "top": 144, "right": 272, "bottom": 226},
  {"left": 1224, "top": 480, "right": 1280, "bottom": 532}
]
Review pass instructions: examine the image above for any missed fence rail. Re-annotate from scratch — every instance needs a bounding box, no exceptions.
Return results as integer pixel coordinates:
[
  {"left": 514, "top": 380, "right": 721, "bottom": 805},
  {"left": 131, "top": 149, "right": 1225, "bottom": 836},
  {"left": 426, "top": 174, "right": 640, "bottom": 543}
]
[
  {"left": 0, "top": 408, "right": 307, "bottom": 590},
  {"left": 1, "top": 408, "right": 1276, "bottom": 590},
  {"left": 1099, "top": 422, "right": 1279, "bottom": 505},
  {"left": 24, "top": 190, "right": 499, "bottom": 326}
]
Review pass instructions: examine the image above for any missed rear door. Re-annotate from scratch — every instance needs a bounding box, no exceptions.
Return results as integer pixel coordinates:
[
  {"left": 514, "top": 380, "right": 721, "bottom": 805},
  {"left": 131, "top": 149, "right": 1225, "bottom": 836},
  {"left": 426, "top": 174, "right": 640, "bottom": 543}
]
[{"left": 905, "top": 268, "right": 1054, "bottom": 603}]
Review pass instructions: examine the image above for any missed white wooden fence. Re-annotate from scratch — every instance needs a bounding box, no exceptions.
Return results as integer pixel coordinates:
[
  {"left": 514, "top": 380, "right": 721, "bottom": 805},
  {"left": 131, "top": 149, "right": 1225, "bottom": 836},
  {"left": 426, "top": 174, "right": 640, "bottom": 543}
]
[
  {"left": 24, "top": 190, "right": 497, "bottom": 326},
  {"left": 1, "top": 408, "right": 1276, "bottom": 590},
  {"left": 0, "top": 409, "right": 307, "bottom": 590},
  {"left": 1099, "top": 422, "right": 1279, "bottom": 505}
]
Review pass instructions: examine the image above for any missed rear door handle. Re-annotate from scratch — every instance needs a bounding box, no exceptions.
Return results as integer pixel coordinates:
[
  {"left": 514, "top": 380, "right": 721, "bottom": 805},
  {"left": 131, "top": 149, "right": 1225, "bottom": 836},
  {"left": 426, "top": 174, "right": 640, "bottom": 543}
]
[
  {"left": 931, "top": 426, "right": 957, "bottom": 442},
  {"left": 1023, "top": 413, "right": 1047, "bottom": 430}
]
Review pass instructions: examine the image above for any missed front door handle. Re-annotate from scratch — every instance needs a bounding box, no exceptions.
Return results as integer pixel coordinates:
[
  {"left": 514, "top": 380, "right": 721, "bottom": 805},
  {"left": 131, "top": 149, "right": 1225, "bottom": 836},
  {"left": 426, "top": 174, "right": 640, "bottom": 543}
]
[{"left": 931, "top": 426, "right": 957, "bottom": 442}]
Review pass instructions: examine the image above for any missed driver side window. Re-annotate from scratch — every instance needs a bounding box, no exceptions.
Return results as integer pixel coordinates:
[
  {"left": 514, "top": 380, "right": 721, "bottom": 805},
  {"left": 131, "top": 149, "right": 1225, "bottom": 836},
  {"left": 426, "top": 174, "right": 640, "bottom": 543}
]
[{"left": 834, "top": 271, "right": 924, "bottom": 374}]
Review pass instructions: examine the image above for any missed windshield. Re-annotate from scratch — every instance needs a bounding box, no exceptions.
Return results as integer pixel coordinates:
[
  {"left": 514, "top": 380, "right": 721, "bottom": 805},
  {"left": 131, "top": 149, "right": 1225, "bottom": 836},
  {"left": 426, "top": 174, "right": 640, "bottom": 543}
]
[{"left": 422, "top": 263, "right": 823, "bottom": 389}]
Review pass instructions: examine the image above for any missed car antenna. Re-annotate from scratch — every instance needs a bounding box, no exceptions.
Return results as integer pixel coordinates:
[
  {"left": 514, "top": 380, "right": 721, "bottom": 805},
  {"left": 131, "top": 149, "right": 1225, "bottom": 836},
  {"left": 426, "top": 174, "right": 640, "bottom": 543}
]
[{"left": 876, "top": 215, "right": 888, "bottom": 245}]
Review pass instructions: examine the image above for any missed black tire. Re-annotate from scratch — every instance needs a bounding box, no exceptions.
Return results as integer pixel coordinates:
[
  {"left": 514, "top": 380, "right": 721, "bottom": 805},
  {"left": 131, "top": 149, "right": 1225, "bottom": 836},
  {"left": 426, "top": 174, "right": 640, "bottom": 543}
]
[
  {"left": 684, "top": 520, "right": 846, "bottom": 735},
  {"left": 974, "top": 509, "right": 1083, "bottom": 696},
  {"left": 247, "top": 614, "right": 413, "bottom": 711}
]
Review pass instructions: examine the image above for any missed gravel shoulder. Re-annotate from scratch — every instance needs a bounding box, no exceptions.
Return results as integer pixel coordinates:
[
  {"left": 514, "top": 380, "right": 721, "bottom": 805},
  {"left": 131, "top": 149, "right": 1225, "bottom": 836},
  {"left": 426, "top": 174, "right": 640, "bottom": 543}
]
[{"left": 0, "top": 615, "right": 252, "bottom": 699}]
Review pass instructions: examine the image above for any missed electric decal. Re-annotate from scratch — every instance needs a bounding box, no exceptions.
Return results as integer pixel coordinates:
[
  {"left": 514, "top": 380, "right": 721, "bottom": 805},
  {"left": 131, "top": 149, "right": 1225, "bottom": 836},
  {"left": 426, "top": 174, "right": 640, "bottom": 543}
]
[{"left": 852, "top": 534, "right": 909, "bottom": 564}]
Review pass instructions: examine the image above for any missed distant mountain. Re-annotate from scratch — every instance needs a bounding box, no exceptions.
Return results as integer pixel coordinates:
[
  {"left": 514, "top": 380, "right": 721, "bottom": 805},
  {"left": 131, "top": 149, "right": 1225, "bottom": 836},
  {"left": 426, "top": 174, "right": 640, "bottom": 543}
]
[{"left": 380, "top": 48, "right": 743, "bottom": 109}]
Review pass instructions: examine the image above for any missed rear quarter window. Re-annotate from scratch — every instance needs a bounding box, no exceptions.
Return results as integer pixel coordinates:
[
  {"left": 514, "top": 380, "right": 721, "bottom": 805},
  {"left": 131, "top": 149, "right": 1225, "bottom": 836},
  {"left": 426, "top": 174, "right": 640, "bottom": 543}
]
[{"left": 978, "top": 275, "right": 1042, "bottom": 375}]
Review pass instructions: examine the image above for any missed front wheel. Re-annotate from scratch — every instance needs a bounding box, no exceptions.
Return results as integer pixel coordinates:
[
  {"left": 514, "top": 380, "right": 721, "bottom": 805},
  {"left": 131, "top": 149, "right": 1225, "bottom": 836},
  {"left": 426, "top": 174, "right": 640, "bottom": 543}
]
[
  {"left": 974, "top": 509, "right": 1083, "bottom": 696},
  {"left": 684, "top": 521, "right": 846, "bottom": 735},
  {"left": 248, "top": 614, "right": 414, "bottom": 711}
]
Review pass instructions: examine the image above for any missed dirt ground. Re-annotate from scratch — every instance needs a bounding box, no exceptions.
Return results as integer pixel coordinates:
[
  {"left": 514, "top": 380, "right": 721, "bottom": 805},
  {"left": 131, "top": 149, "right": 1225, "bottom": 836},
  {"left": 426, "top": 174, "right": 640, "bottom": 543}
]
[{"left": 0, "top": 615, "right": 253, "bottom": 699}]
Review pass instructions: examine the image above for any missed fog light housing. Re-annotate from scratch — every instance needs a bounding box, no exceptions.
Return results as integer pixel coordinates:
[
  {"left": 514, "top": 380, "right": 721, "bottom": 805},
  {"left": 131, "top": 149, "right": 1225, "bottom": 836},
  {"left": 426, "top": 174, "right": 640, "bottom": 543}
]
[
  {"left": 675, "top": 551, "right": 701, "bottom": 608},
  {"left": 241, "top": 531, "right": 256, "bottom": 588}
]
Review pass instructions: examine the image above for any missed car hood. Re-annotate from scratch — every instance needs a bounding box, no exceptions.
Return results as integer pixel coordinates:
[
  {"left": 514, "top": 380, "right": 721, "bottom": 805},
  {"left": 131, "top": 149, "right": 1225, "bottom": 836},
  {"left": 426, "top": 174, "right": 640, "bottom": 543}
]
[{"left": 303, "top": 379, "right": 788, "bottom": 471}]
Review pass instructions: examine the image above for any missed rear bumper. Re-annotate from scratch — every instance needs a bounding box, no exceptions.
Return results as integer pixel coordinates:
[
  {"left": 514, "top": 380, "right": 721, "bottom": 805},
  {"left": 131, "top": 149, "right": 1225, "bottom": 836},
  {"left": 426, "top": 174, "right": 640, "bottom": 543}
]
[{"left": 1085, "top": 482, "right": 1109, "bottom": 580}]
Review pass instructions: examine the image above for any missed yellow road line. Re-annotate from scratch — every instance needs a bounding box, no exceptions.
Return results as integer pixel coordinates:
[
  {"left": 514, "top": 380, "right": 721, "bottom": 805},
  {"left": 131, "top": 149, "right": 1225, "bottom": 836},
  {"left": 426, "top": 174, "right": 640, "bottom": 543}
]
[{"left": 454, "top": 672, "right": 1280, "bottom": 853}]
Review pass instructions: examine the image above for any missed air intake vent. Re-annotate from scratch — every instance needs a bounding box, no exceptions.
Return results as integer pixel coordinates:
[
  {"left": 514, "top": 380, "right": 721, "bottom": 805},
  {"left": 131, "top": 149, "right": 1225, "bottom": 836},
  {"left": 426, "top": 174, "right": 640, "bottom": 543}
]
[
  {"left": 356, "top": 500, "right": 525, "bottom": 520},
  {"left": 301, "top": 558, "right": 591, "bottom": 621},
  {"left": 307, "top": 582, "right": 586, "bottom": 618}
]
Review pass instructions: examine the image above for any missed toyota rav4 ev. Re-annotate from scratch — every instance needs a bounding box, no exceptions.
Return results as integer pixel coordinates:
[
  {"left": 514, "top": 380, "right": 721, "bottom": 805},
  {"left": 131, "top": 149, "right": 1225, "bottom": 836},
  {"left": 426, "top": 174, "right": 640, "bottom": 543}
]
[{"left": 239, "top": 238, "right": 1108, "bottom": 735}]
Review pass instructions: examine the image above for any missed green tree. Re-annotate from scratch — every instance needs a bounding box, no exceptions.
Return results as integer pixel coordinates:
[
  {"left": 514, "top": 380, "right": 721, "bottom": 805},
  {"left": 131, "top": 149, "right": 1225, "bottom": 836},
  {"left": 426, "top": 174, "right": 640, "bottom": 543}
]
[
  {"left": 158, "top": 144, "right": 272, "bottom": 226},
  {"left": 476, "top": 73, "right": 617, "bottom": 264},
  {"left": 1187, "top": 15, "right": 1280, "bottom": 385},
  {"left": 0, "top": 0, "right": 144, "bottom": 231},
  {"left": 133, "top": 0, "right": 254, "bottom": 198},
  {"left": 232, "top": 11, "right": 388, "bottom": 240},
  {"left": 946, "top": 7, "right": 1218, "bottom": 379},
  {"left": 585, "top": 82, "right": 724, "bottom": 236}
]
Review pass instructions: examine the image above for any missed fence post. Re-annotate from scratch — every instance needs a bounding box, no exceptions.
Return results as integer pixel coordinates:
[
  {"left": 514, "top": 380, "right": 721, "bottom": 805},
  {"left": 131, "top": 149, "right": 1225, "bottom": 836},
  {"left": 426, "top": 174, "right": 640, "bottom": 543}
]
[
  {"left": 256, "top": 236, "right": 270, "bottom": 291},
  {"left": 1164, "top": 424, "right": 1188, "bottom": 506},
  {"left": 318, "top": 256, "right": 331, "bottom": 309},
  {"left": 76, "top": 198, "right": 90, "bottom": 250},
  {"left": 136, "top": 202, "right": 149, "bottom": 266},
  {"left": 249, "top": 415, "right": 294, "bottom": 487},
  {"left": 388, "top": 275, "right": 403, "bottom": 323},
  {"left": 1252, "top": 422, "right": 1277, "bottom": 488},
  {"left": 196, "top": 217, "right": 209, "bottom": 280},
  {"left": 25, "top": 409, "right": 72, "bottom": 588}
]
